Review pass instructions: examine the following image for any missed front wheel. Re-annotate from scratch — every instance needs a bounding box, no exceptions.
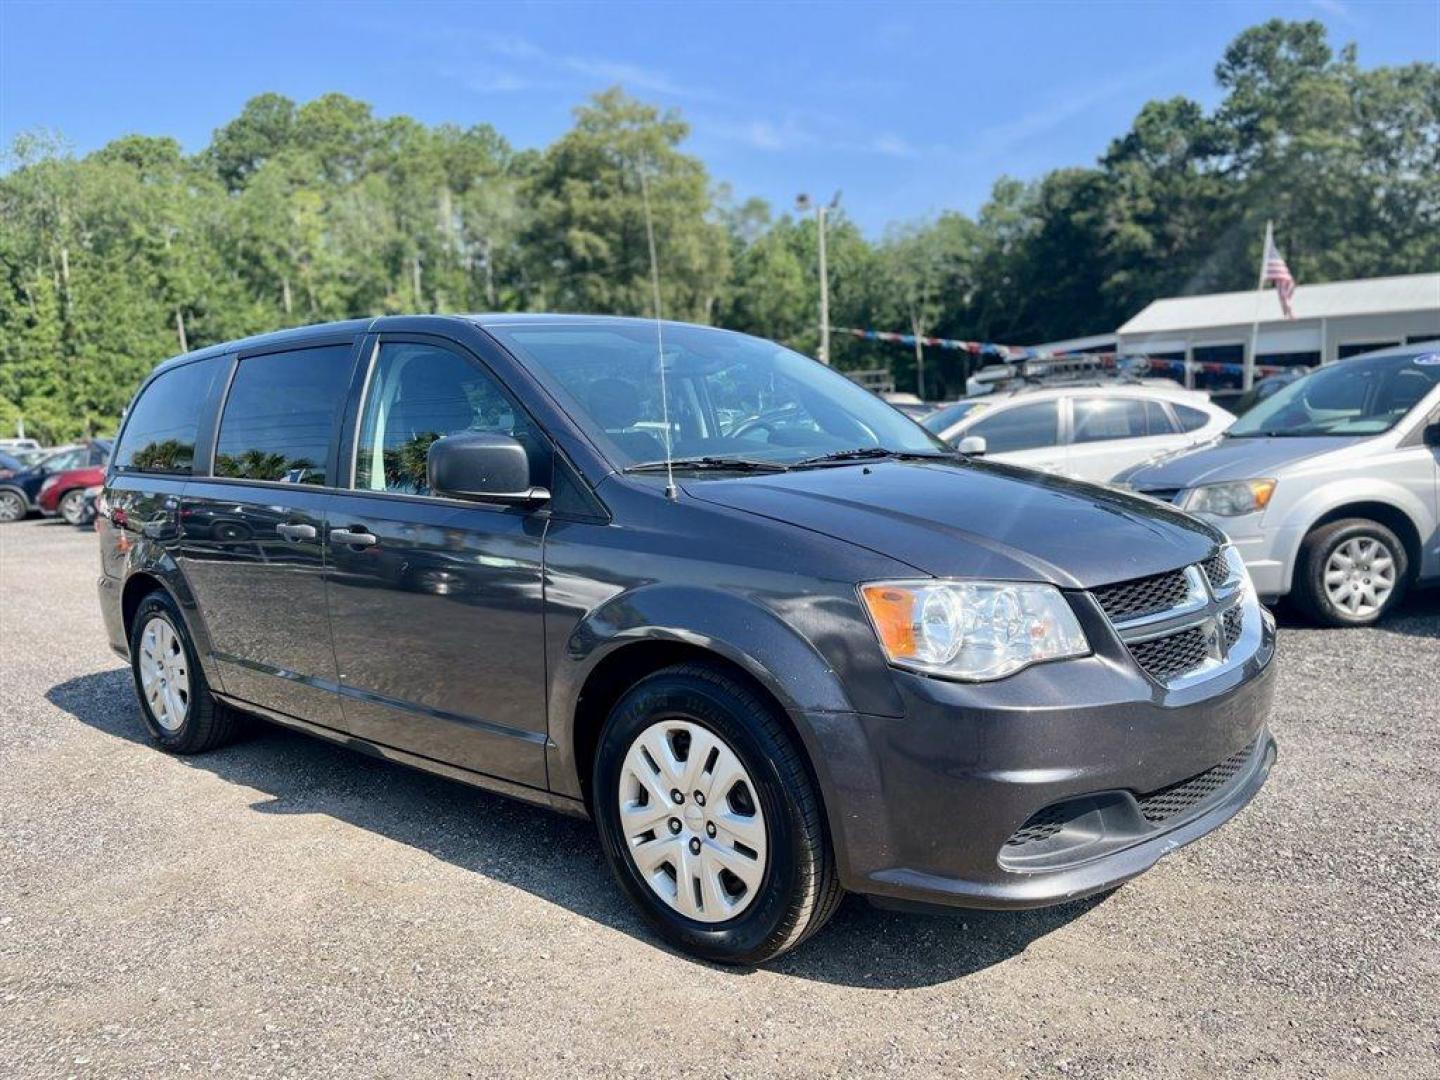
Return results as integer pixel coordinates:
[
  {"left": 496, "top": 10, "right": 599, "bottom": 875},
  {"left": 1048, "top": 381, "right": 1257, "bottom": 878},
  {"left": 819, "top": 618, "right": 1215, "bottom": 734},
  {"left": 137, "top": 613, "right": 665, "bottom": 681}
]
[
  {"left": 592, "top": 664, "right": 842, "bottom": 965},
  {"left": 1294, "top": 518, "right": 1409, "bottom": 627},
  {"left": 58, "top": 489, "right": 87, "bottom": 525},
  {"left": 0, "top": 489, "right": 26, "bottom": 523}
]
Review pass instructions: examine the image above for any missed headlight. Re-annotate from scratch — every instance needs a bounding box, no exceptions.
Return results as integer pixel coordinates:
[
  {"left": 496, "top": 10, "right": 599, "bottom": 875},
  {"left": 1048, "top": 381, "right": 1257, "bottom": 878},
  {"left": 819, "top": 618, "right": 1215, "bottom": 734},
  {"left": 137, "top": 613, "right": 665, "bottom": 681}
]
[
  {"left": 39, "top": 475, "right": 59, "bottom": 493},
  {"left": 1183, "top": 479, "right": 1276, "bottom": 517},
  {"left": 859, "top": 580, "right": 1089, "bottom": 681}
]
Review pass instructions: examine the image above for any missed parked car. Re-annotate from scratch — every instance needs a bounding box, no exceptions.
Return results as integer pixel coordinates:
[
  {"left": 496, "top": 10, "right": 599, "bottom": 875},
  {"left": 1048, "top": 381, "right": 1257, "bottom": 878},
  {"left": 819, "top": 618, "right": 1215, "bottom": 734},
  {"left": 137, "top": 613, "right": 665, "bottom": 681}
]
[
  {"left": 0, "top": 437, "right": 42, "bottom": 455},
  {"left": 0, "top": 440, "right": 111, "bottom": 523},
  {"left": 923, "top": 384, "right": 1233, "bottom": 483},
  {"left": 99, "top": 315, "right": 1276, "bottom": 964},
  {"left": 0, "top": 450, "right": 24, "bottom": 478},
  {"left": 76, "top": 485, "right": 103, "bottom": 528},
  {"left": 38, "top": 457, "right": 111, "bottom": 524},
  {"left": 889, "top": 400, "right": 938, "bottom": 422},
  {"left": 1118, "top": 343, "right": 1440, "bottom": 626}
]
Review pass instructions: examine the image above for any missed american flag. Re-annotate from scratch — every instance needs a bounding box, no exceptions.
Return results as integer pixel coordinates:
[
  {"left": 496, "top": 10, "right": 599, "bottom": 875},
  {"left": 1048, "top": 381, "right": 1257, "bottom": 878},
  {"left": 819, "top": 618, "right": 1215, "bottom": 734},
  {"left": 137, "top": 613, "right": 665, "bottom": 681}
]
[{"left": 1261, "top": 221, "right": 1295, "bottom": 319}]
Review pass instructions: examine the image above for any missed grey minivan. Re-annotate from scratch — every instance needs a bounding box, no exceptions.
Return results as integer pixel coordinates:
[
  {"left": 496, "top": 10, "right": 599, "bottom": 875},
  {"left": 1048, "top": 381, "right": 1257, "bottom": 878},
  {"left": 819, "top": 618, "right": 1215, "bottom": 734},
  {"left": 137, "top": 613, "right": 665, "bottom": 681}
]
[
  {"left": 98, "top": 315, "right": 1277, "bottom": 964},
  {"left": 1119, "top": 343, "right": 1440, "bottom": 626}
]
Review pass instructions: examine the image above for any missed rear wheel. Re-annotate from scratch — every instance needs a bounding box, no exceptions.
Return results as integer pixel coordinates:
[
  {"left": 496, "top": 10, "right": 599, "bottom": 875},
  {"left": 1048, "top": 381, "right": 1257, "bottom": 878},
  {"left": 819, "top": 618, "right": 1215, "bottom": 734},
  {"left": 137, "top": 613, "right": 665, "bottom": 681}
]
[
  {"left": 58, "top": 489, "right": 87, "bottom": 525},
  {"left": 0, "top": 489, "right": 26, "bottom": 523},
  {"left": 592, "top": 663, "right": 842, "bottom": 965},
  {"left": 128, "top": 590, "right": 240, "bottom": 753},
  {"left": 1294, "top": 518, "right": 1408, "bottom": 627}
]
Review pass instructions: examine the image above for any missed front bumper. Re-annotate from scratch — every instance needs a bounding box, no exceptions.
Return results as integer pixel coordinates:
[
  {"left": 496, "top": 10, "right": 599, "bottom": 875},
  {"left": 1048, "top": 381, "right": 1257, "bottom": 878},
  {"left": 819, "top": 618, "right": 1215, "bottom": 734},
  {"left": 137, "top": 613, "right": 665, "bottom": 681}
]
[
  {"left": 1189, "top": 510, "right": 1303, "bottom": 600},
  {"left": 806, "top": 598, "right": 1277, "bottom": 911}
]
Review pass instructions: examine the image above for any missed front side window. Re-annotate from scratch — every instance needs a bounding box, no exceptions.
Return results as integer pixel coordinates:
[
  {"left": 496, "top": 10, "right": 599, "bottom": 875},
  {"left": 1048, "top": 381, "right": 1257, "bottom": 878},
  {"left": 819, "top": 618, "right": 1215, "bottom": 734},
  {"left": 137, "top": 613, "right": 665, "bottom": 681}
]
[
  {"left": 966, "top": 401, "right": 1060, "bottom": 453},
  {"left": 353, "top": 341, "right": 541, "bottom": 496},
  {"left": 113, "top": 357, "right": 224, "bottom": 475},
  {"left": 214, "top": 344, "right": 355, "bottom": 484},
  {"left": 485, "top": 322, "right": 946, "bottom": 470},
  {"left": 1229, "top": 353, "right": 1440, "bottom": 438}
]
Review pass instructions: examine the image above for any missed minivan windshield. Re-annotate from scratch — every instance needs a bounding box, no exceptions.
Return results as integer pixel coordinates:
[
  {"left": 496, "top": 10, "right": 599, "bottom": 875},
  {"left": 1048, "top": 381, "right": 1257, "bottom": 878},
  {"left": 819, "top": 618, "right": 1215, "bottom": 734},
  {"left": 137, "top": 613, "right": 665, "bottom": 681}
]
[
  {"left": 486, "top": 321, "right": 949, "bottom": 470},
  {"left": 1227, "top": 353, "right": 1440, "bottom": 438}
]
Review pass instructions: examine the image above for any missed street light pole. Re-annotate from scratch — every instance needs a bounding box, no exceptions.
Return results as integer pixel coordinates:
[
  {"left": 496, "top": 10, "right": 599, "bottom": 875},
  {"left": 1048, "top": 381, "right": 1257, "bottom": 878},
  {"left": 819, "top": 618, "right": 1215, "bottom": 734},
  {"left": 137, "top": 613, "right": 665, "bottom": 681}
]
[
  {"left": 816, "top": 205, "right": 830, "bottom": 366},
  {"left": 797, "top": 192, "right": 839, "bottom": 366}
]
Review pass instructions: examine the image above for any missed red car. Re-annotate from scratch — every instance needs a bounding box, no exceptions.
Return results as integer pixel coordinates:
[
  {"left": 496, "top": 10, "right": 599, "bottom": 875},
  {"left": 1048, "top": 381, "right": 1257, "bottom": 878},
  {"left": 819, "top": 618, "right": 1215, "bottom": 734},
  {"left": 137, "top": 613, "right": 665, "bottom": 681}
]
[{"left": 38, "top": 463, "right": 107, "bottom": 524}]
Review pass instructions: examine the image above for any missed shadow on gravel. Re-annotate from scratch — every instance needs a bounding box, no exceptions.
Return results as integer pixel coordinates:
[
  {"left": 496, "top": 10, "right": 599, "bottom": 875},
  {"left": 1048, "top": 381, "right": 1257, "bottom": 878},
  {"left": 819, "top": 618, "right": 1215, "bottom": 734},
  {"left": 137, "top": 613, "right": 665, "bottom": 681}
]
[
  {"left": 47, "top": 667, "right": 1095, "bottom": 988},
  {"left": 1268, "top": 588, "right": 1440, "bottom": 637}
]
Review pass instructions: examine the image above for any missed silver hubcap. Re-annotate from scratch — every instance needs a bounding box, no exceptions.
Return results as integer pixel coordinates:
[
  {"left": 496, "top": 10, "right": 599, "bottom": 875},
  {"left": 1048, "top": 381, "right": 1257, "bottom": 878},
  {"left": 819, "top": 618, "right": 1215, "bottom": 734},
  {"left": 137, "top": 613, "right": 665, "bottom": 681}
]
[
  {"left": 0, "top": 492, "right": 22, "bottom": 522},
  {"left": 61, "top": 492, "right": 84, "bottom": 524},
  {"left": 1324, "top": 536, "right": 1396, "bottom": 618},
  {"left": 138, "top": 616, "right": 190, "bottom": 731},
  {"left": 618, "top": 719, "right": 768, "bottom": 924}
]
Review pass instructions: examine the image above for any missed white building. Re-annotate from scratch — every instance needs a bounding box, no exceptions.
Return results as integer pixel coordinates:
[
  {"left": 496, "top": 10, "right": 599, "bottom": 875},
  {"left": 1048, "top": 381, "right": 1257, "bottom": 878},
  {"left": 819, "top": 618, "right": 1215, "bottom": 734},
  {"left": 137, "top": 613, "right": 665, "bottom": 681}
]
[{"left": 1116, "top": 272, "right": 1440, "bottom": 386}]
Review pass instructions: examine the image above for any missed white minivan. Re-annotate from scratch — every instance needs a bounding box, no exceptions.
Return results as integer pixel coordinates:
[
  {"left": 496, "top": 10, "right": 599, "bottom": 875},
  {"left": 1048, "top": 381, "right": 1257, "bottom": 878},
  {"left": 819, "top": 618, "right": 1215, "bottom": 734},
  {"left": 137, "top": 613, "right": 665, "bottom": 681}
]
[{"left": 922, "top": 385, "right": 1234, "bottom": 483}]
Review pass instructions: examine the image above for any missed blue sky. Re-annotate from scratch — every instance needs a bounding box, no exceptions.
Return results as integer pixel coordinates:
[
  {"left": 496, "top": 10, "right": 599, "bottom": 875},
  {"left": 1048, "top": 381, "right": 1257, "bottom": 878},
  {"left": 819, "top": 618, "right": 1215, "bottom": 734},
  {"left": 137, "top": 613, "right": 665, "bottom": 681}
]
[{"left": 2, "top": 0, "right": 1437, "bottom": 233}]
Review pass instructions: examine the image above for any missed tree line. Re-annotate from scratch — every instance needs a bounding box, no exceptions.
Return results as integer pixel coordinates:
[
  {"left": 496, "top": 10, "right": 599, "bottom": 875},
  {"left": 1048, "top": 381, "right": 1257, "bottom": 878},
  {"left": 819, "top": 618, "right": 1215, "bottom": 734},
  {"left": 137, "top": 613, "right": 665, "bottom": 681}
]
[{"left": 2, "top": 19, "right": 1436, "bottom": 443}]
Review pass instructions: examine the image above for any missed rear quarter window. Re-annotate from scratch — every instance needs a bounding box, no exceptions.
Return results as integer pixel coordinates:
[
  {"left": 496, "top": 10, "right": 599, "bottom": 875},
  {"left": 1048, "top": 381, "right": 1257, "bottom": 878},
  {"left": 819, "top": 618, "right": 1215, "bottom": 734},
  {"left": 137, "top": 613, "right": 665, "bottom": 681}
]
[
  {"left": 1173, "top": 404, "right": 1212, "bottom": 433},
  {"left": 113, "top": 356, "right": 226, "bottom": 475}
]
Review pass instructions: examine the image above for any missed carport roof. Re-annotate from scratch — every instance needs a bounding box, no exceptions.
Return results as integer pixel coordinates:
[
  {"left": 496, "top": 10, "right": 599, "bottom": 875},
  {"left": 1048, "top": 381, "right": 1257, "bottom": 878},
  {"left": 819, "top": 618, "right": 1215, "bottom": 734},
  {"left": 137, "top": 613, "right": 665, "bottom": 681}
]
[{"left": 1117, "top": 273, "right": 1440, "bottom": 335}]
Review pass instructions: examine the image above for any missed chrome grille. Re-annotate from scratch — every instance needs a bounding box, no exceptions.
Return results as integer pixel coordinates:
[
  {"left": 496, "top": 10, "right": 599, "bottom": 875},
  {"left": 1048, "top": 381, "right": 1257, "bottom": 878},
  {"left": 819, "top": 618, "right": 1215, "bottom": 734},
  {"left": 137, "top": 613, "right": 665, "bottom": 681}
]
[
  {"left": 1092, "top": 570, "right": 1192, "bottom": 621},
  {"left": 1094, "top": 548, "right": 1253, "bottom": 688}
]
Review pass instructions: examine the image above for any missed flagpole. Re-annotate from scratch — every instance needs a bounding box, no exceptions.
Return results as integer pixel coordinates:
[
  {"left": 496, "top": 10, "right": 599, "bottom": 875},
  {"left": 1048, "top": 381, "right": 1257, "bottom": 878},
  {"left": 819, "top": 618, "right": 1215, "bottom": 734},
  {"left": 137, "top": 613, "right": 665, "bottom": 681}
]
[{"left": 1245, "top": 221, "right": 1271, "bottom": 392}]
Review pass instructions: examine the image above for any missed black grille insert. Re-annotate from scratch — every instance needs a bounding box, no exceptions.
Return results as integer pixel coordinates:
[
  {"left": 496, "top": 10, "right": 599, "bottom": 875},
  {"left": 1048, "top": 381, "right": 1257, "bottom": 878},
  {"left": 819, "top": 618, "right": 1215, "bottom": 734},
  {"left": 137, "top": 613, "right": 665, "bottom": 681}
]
[
  {"left": 1129, "top": 625, "right": 1211, "bottom": 682},
  {"left": 1092, "top": 570, "right": 1191, "bottom": 622},
  {"left": 1003, "top": 804, "right": 1072, "bottom": 847},
  {"left": 1136, "top": 741, "right": 1256, "bottom": 824},
  {"left": 1004, "top": 739, "right": 1259, "bottom": 851},
  {"left": 1202, "top": 551, "right": 1232, "bottom": 592},
  {"left": 1223, "top": 606, "right": 1244, "bottom": 649}
]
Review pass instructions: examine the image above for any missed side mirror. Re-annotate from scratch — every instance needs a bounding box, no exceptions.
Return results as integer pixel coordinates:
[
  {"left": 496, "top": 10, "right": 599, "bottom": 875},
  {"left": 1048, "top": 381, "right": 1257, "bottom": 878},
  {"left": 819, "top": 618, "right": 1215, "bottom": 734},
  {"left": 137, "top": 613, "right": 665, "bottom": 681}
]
[
  {"left": 1424, "top": 420, "right": 1440, "bottom": 448},
  {"left": 956, "top": 435, "right": 988, "bottom": 456},
  {"left": 427, "top": 433, "right": 550, "bottom": 504}
]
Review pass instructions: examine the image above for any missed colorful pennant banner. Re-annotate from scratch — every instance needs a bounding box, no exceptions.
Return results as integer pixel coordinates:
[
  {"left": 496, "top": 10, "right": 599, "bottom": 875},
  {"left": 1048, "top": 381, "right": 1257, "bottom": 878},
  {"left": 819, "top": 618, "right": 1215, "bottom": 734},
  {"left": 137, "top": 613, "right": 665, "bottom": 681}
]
[{"left": 834, "top": 327, "right": 1286, "bottom": 379}]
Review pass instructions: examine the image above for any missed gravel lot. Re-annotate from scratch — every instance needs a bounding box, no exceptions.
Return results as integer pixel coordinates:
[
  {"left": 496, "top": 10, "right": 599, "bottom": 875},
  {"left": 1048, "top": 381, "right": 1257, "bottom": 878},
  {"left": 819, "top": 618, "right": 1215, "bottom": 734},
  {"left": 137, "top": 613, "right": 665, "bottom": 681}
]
[{"left": 2, "top": 517, "right": 1437, "bottom": 1079}]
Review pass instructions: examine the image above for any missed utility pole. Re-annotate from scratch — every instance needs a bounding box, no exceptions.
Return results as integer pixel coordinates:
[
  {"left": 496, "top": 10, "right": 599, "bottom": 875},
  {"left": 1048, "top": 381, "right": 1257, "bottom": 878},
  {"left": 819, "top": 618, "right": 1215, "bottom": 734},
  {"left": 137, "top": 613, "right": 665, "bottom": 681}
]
[{"left": 796, "top": 192, "right": 840, "bottom": 365}]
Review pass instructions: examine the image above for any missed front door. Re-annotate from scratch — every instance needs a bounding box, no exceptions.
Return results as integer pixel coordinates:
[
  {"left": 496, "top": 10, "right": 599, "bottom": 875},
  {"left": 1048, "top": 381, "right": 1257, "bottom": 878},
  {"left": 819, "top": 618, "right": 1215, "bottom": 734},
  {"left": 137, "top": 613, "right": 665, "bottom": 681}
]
[
  {"left": 325, "top": 337, "right": 549, "bottom": 788},
  {"left": 177, "top": 340, "right": 360, "bottom": 727}
]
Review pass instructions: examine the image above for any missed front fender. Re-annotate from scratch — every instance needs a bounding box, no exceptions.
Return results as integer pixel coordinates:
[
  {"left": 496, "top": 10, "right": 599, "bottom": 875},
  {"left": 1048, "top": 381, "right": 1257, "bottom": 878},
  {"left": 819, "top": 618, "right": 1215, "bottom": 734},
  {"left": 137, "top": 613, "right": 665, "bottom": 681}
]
[
  {"left": 546, "top": 583, "right": 871, "bottom": 797},
  {"left": 1270, "top": 475, "right": 1435, "bottom": 584},
  {"left": 545, "top": 583, "right": 899, "bottom": 886}
]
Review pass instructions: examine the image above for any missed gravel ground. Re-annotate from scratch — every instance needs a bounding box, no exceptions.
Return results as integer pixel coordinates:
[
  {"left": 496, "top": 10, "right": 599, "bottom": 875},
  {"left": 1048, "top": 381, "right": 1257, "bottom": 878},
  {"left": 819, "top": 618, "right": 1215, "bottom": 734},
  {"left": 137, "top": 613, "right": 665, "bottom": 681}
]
[{"left": 2, "top": 517, "right": 1437, "bottom": 1079}]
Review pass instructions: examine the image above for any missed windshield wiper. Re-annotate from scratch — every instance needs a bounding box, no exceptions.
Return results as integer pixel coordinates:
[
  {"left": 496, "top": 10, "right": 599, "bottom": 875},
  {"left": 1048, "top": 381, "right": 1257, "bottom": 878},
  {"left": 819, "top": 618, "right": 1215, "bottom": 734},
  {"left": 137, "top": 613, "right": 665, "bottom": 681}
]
[
  {"left": 625, "top": 456, "right": 790, "bottom": 474},
  {"left": 792, "top": 447, "right": 953, "bottom": 468}
]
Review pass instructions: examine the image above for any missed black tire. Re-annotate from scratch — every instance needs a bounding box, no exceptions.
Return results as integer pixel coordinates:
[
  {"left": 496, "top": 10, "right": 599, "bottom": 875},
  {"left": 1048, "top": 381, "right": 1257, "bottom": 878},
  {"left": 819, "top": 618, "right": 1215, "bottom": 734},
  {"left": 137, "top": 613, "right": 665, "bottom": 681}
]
[
  {"left": 128, "top": 589, "right": 241, "bottom": 754},
  {"left": 592, "top": 663, "right": 843, "bottom": 965},
  {"left": 0, "top": 488, "right": 27, "bottom": 523},
  {"left": 58, "top": 489, "right": 87, "bottom": 525},
  {"left": 1294, "top": 518, "right": 1409, "bottom": 627}
]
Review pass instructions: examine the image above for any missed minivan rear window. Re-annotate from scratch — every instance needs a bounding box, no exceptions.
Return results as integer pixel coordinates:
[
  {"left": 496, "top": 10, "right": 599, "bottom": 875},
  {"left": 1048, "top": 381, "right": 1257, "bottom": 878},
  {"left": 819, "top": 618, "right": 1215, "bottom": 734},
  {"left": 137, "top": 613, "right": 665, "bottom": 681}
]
[
  {"left": 214, "top": 345, "right": 355, "bottom": 484},
  {"left": 113, "top": 356, "right": 225, "bottom": 475}
]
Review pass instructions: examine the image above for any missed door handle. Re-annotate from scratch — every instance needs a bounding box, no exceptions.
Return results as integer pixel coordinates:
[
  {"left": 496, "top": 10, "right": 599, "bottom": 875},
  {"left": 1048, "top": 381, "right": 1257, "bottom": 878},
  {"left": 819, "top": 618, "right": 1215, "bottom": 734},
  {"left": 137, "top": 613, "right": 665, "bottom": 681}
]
[
  {"left": 330, "top": 527, "right": 377, "bottom": 548},
  {"left": 276, "top": 523, "right": 317, "bottom": 542}
]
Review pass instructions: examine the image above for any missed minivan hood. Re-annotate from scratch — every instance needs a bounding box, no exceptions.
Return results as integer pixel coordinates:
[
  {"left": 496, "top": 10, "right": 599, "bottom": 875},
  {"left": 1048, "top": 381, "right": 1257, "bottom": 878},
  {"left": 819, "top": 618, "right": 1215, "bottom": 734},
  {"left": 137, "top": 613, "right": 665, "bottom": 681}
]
[
  {"left": 685, "top": 458, "right": 1220, "bottom": 589},
  {"left": 1119, "top": 435, "right": 1367, "bottom": 489}
]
